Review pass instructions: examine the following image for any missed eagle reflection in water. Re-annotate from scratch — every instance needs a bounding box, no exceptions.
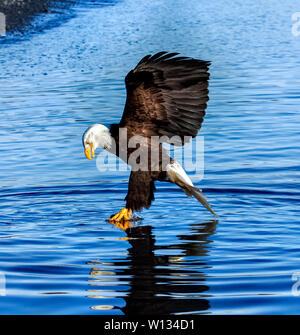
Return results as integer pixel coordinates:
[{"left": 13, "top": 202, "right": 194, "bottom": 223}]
[{"left": 87, "top": 220, "right": 217, "bottom": 315}]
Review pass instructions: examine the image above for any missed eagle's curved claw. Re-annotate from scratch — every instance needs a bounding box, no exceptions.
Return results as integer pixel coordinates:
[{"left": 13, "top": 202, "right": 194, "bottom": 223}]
[{"left": 109, "top": 207, "right": 132, "bottom": 222}]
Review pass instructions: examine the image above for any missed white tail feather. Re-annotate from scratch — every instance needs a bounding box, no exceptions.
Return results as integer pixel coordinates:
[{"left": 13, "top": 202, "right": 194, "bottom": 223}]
[
  {"left": 166, "top": 161, "right": 218, "bottom": 216},
  {"left": 166, "top": 161, "right": 194, "bottom": 188}
]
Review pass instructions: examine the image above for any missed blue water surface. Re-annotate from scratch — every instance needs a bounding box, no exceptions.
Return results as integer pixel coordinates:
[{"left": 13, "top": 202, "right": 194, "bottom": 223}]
[{"left": 0, "top": 0, "right": 300, "bottom": 314}]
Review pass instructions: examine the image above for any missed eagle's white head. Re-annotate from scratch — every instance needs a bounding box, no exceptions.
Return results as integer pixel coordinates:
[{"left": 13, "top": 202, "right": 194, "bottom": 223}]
[{"left": 82, "top": 124, "right": 113, "bottom": 160}]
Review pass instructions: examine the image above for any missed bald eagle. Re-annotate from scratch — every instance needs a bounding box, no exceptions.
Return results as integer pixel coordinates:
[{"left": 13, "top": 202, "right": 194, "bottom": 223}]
[{"left": 83, "top": 52, "right": 217, "bottom": 222}]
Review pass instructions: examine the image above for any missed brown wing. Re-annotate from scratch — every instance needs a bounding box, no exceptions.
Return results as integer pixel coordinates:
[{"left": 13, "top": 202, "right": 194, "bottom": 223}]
[{"left": 120, "top": 51, "right": 210, "bottom": 145}]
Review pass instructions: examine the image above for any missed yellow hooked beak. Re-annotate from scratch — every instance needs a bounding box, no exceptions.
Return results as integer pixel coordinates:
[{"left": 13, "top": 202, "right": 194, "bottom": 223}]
[{"left": 84, "top": 143, "right": 95, "bottom": 160}]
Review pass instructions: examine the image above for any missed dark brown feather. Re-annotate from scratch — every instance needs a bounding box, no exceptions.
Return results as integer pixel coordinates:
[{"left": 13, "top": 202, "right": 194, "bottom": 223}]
[
  {"left": 120, "top": 52, "right": 210, "bottom": 146},
  {"left": 125, "top": 171, "right": 156, "bottom": 211}
]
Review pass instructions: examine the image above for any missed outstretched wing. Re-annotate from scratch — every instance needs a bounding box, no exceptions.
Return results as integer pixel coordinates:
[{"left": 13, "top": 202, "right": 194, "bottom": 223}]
[{"left": 120, "top": 51, "right": 210, "bottom": 145}]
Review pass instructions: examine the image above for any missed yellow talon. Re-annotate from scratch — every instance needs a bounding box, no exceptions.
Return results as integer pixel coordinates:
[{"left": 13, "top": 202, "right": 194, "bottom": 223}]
[{"left": 109, "top": 207, "right": 132, "bottom": 223}]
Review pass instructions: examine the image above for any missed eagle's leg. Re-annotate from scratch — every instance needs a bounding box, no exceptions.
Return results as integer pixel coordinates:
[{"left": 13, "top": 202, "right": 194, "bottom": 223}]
[{"left": 109, "top": 207, "right": 132, "bottom": 222}]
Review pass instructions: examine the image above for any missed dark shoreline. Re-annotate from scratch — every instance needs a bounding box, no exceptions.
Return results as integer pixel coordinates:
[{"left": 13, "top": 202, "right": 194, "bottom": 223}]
[{"left": 0, "top": 0, "right": 75, "bottom": 32}]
